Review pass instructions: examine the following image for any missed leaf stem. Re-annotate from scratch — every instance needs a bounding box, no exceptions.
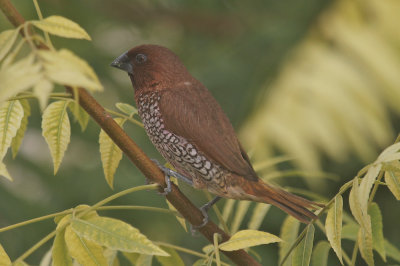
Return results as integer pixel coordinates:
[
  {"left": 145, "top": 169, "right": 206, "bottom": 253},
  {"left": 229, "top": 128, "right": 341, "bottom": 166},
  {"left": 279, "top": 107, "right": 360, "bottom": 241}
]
[
  {"left": 154, "top": 241, "right": 230, "bottom": 266},
  {"left": 0, "top": 205, "right": 179, "bottom": 233},
  {"left": 32, "top": 0, "right": 53, "bottom": 49},
  {"left": 105, "top": 108, "right": 143, "bottom": 127}
]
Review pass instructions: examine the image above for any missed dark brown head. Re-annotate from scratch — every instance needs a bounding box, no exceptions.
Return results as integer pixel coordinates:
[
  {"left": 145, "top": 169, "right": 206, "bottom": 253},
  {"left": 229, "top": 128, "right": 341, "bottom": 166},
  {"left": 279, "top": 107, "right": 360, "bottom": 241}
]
[{"left": 111, "top": 44, "right": 192, "bottom": 92}]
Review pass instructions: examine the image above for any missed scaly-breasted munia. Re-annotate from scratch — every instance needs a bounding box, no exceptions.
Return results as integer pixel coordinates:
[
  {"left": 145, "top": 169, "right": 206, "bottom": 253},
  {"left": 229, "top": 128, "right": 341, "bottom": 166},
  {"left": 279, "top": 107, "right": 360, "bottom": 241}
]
[{"left": 111, "top": 44, "right": 322, "bottom": 225}]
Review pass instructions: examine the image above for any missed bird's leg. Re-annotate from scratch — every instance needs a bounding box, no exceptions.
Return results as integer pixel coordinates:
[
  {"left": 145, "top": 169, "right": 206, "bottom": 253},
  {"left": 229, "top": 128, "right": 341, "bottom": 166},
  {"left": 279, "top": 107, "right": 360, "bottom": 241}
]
[
  {"left": 151, "top": 159, "right": 193, "bottom": 195},
  {"left": 191, "top": 196, "right": 221, "bottom": 232}
]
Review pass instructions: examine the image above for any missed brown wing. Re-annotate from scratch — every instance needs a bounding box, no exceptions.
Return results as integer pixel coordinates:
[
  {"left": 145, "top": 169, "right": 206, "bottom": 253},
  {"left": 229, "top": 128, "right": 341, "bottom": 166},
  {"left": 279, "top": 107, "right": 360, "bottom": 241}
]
[{"left": 159, "top": 82, "right": 258, "bottom": 181}]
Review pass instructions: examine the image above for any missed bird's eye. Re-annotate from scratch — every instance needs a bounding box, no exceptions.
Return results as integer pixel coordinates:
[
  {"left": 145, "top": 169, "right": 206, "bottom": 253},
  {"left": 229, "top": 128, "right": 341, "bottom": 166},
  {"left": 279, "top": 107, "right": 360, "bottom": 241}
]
[{"left": 135, "top": 54, "right": 147, "bottom": 64}]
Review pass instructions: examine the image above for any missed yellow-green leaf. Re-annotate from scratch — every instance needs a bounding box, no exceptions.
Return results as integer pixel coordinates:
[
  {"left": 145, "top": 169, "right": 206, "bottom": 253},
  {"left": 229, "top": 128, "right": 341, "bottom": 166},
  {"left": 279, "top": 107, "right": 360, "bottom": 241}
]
[
  {"left": 11, "top": 99, "right": 30, "bottom": 158},
  {"left": 384, "top": 161, "right": 400, "bottom": 200},
  {"left": 38, "top": 49, "right": 102, "bottom": 92},
  {"left": 42, "top": 100, "right": 71, "bottom": 174},
  {"left": 385, "top": 239, "right": 400, "bottom": 263},
  {"left": 341, "top": 223, "right": 359, "bottom": 241},
  {"left": 325, "top": 195, "right": 343, "bottom": 265},
  {"left": 116, "top": 103, "right": 137, "bottom": 116},
  {"left": 358, "top": 224, "right": 374, "bottom": 266},
  {"left": 219, "top": 229, "right": 281, "bottom": 251},
  {"left": 156, "top": 247, "right": 184, "bottom": 266},
  {"left": 52, "top": 228, "right": 72, "bottom": 266},
  {"left": 71, "top": 216, "right": 169, "bottom": 256},
  {"left": 0, "top": 29, "right": 18, "bottom": 61},
  {"left": 0, "top": 161, "right": 12, "bottom": 181},
  {"left": 99, "top": 118, "right": 124, "bottom": 189},
  {"left": 69, "top": 101, "right": 89, "bottom": 131},
  {"left": 0, "top": 100, "right": 24, "bottom": 161},
  {"left": 230, "top": 200, "right": 251, "bottom": 233},
  {"left": 0, "top": 54, "right": 42, "bottom": 103},
  {"left": 33, "top": 79, "right": 53, "bottom": 110},
  {"left": 349, "top": 178, "right": 365, "bottom": 227},
  {"left": 0, "top": 243, "right": 11, "bottom": 266},
  {"left": 65, "top": 225, "right": 107, "bottom": 266},
  {"left": 247, "top": 203, "right": 271, "bottom": 230},
  {"left": 292, "top": 224, "right": 315, "bottom": 266},
  {"left": 122, "top": 252, "right": 140, "bottom": 264},
  {"left": 12, "top": 261, "right": 28, "bottom": 266},
  {"left": 31, "top": 15, "right": 91, "bottom": 40},
  {"left": 311, "top": 241, "right": 330, "bottom": 266},
  {"left": 166, "top": 200, "right": 187, "bottom": 232},
  {"left": 368, "top": 203, "right": 386, "bottom": 261},
  {"left": 279, "top": 216, "right": 300, "bottom": 266},
  {"left": 136, "top": 254, "right": 153, "bottom": 266},
  {"left": 359, "top": 164, "right": 382, "bottom": 213}
]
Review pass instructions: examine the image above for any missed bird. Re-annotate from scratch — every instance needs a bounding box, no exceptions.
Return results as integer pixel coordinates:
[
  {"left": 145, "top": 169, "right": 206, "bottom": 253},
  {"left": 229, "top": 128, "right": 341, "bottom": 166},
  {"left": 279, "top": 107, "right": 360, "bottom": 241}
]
[{"left": 111, "top": 44, "right": 322, "bottom": 226}]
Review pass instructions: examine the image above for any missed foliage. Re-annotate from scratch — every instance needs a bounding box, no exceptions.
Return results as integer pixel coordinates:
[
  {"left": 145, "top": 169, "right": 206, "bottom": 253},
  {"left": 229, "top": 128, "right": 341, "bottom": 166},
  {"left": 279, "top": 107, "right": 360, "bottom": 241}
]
[{"left": 0, "top": 0, "right": 400, "bottom": 265}]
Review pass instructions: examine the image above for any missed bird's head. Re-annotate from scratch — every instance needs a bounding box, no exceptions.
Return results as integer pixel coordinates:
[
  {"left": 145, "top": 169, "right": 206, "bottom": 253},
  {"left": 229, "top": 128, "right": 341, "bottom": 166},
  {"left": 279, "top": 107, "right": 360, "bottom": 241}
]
[{"left": 111, "top": 44, "right": 192, "bottom": 92}]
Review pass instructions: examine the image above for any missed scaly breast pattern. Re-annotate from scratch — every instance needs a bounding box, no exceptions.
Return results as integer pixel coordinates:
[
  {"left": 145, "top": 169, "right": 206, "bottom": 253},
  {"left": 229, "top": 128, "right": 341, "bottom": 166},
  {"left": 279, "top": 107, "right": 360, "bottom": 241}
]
[{"left": 137, "top": 92, "right": 227, "bottom": 194}]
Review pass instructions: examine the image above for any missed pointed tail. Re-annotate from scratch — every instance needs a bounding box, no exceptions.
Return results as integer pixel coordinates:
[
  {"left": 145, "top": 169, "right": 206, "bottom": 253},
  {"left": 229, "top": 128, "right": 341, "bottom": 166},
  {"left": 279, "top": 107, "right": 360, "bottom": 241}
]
[{"left": 244, "top": 181, "right": 323, "bottom": 223}]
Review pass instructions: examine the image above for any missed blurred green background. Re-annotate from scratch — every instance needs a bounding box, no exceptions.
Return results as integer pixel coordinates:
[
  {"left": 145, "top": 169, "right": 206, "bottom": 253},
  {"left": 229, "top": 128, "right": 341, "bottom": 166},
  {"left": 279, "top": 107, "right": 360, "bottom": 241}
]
[{"left": 1, "top": 0, "right": 400, "bottom": 265}]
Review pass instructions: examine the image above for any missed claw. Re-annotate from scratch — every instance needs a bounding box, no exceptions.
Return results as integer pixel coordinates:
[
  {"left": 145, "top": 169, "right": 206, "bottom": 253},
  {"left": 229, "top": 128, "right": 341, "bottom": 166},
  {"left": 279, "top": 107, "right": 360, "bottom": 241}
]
[{"left": 190, "top": 196, "right": 221, "bottom": 232}]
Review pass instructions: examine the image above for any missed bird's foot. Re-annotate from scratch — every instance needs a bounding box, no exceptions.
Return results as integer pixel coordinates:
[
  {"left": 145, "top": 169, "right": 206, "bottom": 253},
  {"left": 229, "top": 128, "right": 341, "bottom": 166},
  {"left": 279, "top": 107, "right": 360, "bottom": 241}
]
[
  {"left": 151, "top": 159, "right": 193, "bottom": 195},
  {"left": 190, "top": 196, "right": 221, "bottom": 234}
]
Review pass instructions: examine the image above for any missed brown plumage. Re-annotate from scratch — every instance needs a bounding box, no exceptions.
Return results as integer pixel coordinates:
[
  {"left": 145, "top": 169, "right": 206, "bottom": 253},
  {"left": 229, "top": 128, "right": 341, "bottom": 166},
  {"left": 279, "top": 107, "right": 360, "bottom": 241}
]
[{"left": 111, "top": 44, "right": 322, "bottom": 223}]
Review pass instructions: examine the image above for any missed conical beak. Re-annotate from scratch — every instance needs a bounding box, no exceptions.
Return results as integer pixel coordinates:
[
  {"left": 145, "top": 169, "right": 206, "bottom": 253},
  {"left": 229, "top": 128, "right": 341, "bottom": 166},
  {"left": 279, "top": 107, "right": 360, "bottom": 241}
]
[{"left": 110, "top": 52, "right": 133, "bottom": 75}]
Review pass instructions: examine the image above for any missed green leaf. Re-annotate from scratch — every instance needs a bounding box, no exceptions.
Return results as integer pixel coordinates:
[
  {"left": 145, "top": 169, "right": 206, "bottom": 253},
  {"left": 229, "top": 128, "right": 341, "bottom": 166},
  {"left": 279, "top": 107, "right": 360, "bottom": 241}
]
[
  {"left": 11, "top": 99, "right": 30, "bottom": 158},
  {"left": 341, "top": 223, "right": 359, "bottom": 241},
  {"left": 292, "top": 224, "right": 315, "bottom": 266},
  {"left": 0, "top": 161, "right": 12, "bottom": 181},
  {"left": 38, "top": 49, "right": 102, "bottom": 92},
  {"left": 69, "top": 101, "right": 89, "bottom": 131},
  {"left": 42, "top": 100, "right": 71, "bottom": 174},
  {"left": 52, "top": 228, "right": 72, "bottom": 266},
  {"left": 33, "top": 78, "right": 53, "bottom": 110},
  {"left": 279, "top": 216, "right": 300, "bottom": 266},
  {"left": 65, "top": 225, "right": 107, "bottom": 266},
  {"left": 359, "top": 164, "right": 382, "bottom": 213},
  {"left": 311, "top": 241, "right": 330, "bottom": 266},
  {"left": 349, "top": 178, "right": 365, "bottom": 228},
  {"left": 99, "top": 118, "right": 124, "bottom": 189},
  {"left": 376, "top": 142, "right": 400, "bottom": 164},
  {"left": 31, "top": 15, "right": 91, "bottom": 40},
  {"left": 116, "top": 103, "right": 137, "bottom": 116},
  {"left": 230, "top": 200, "right": 251, "bottom": 233},
  {"left": 247, "top": 203, "right": 271, "bottom": 230},
  {"left": 0, "top": 243, "right": 11, "bottom": 266},
  {"left": 358, "top": 224, "right": 374, "bottom": 266},
  {"left": 368, "top": 203, "right": 386, "bottom": 261},
  {"left": 156, "top": 247, "right": 184, "bottom": 266},
  {"left": 219, "top": 229, "right": 281, "bottom": 251},
  {"left": 385, "top": 240, "right": 400, "bottom": 263},
  {"left": 0, "top": 54, "right": 42, "bottom": 104},
  {"left": 384, "top": 161, "right": 400, "bottom": 200},
  {"left": 325, "top": 195, "right": 343, "bottom": 264},
  {"left": 135, "top": 254, "right": 153, "bottom": 266},
  {"left": 122, "top": 252, "right": 140, "bottom": 264},
  {"left": 0, "top": 29, "right": 18, "bottom": 61},
  {"left": 71, "top": 216, "right": 169, "bottom": 256},
  {"left": 0, "top": 100, "right": 24, "bottom": 161}
]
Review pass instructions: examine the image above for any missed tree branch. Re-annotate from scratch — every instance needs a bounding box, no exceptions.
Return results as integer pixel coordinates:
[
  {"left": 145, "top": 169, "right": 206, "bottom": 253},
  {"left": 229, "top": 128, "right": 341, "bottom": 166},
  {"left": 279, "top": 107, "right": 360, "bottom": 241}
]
[{"left": 0, "top": 1, "right": 260, "bottom": 265}]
